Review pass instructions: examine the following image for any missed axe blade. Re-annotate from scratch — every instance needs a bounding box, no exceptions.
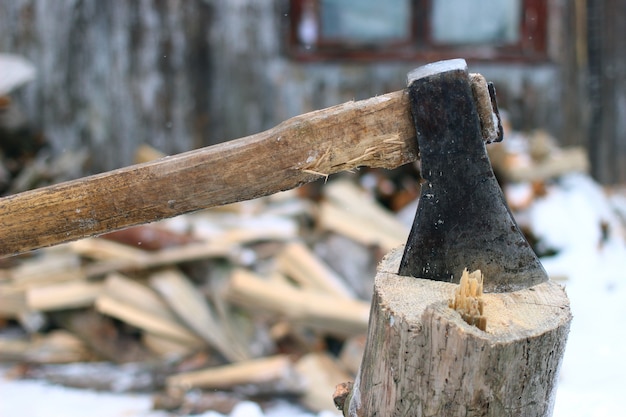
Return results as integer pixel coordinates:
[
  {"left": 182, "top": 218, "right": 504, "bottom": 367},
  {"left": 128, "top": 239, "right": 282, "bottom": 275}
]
[{"left": 398, "top": 59, "right": 548, "bottom": 293}]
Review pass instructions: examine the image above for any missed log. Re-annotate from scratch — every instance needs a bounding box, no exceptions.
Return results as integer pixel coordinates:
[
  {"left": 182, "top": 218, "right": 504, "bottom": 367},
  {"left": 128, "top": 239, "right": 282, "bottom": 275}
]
[
  {"left": 0, "top": 252, "right": 86, "bottom": 318},
  {"left": 27, "top": 280, "right": 102, "bottom": 311},
  {"left": 318, "top": 202, "right": 404, "bottom": 253},
  {"left": 52, "top": 309, "right": 156, "bottom": 363},
  {"left": 503, "top": 147, "right": 589, "bottom": 183},
  {"left": 8, "top": 252, "right": 83, "bottom": 289},
  {"left": 340, "top": 248, "right": 571, "bottom": 417},
  {"left": 338, "top": 335, "right": 366, "bottom": 375},
  {"left": 149, "top": 268, "right": 248, "bottom": 362},
  {"left": 69, "top": 236, "right": 153, "bottom": 262},
  {"left": 276, "top": 241, "right": 355, "bottom": 299},
  {"left": 95, "top": 294, "right": 202, "bottom": 346},
  {"left": 226, "top": 269, "right": 369, "bottom": 337},
  {"left": 100, "top": 223, "right": 197, "bottom": 251},
  {"left": 95, "top": 273, "right": 203, "bottom": 346},
  {"left": 0, "top": 285, "right": 26, "bottom": 318},
  {"left": 142, "top": 332, "right": 196, "bottom": 359},
  {"left": 318, "top": 180, "right": 408, "bottom": 252},
  {"left": 295, "top": 352, "right": 352, "bottom": 414},
  {"left": 134, "top": 144, "right": 166, "bottom": 164},
  {"left": 72, "top": 238, "right": 233, "bottom": 277},
  {"left": 166, "top": 354, "right": 303, "bottom": 396},
  {"left": 0, "top": 330, "right": 92, "bottom": 364}
]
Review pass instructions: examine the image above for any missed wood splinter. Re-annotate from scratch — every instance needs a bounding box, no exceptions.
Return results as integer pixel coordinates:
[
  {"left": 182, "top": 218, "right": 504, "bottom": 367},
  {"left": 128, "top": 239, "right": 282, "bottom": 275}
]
[{"left": 449, "top": 268, "right": 487, "bottom": 331}]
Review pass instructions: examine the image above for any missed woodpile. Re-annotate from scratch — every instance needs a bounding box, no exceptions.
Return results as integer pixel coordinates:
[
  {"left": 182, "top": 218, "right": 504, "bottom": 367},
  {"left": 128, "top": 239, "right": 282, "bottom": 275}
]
[
  {"left": 0, "top": 174, "right": 409, "bottom": 414},
  {"left": 488, "top": 128, "right": 589, "bottom": 212}
]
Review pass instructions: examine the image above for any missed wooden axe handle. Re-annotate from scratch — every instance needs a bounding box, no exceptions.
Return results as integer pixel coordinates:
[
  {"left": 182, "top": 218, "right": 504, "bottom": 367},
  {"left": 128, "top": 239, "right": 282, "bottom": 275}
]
[{"left": 0, "top": 90, "right": 417, "bottom": 257}]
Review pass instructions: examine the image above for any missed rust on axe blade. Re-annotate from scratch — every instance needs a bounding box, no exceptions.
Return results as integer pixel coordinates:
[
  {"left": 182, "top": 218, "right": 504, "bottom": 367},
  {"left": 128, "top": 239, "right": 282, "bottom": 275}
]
[{"left": 398, "top": 59, "right": 548, "bottom": 293}]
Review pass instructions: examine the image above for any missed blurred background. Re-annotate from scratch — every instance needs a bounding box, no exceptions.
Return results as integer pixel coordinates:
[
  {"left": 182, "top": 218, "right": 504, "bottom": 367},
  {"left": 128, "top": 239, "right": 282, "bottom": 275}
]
[
  {"left": 0, "top": 0, "right": 624, "bottom": 184},
  {"left": 1, "top": 1, "right": 625, "bottom": 416}
]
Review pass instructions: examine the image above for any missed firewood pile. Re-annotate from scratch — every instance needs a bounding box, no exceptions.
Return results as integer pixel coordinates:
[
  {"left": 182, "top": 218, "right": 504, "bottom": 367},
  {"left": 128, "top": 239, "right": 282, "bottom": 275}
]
[{"left": 0, "top": 158, "right": 418, "bottom": 414}]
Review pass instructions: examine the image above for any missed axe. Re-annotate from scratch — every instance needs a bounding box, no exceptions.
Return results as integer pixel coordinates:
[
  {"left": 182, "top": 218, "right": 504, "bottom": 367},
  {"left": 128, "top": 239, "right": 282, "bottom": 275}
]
[{"left": 0, "top": 59, "right": 546, "bottom": 292}]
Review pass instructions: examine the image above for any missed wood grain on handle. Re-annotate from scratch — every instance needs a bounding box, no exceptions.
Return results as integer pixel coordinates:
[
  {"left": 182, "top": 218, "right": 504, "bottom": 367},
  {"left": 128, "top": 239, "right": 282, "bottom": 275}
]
[{"left": 0, "top": 90, "right": 416, "bottom": 257}]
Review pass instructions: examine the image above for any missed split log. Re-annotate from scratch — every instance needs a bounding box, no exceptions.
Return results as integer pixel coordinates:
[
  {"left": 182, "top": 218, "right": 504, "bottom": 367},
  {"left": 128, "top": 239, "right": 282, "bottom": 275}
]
[
  {"left": 149, "top": 268, "right": 248, "bottom": 362},
  {"left": 72, "top": 238, "right": 233, "bottom": 277},
  {"left": 0, "top": 253, "right": 86, "bottom": 318},
  {"left": 505, "top": 147, "right": 589, "bottom": 182},
  {"left": 295, "top": 352, "right": 352, "bottom": 414},
  {"left": 101, "top": 225, "right": 196, "bottom": 250},
  {"left": 70, "top": 236, "right": 153, "bottom": 262},
  {"left": 0, "top": 285, "right": 26, "bottom": 318},
  {"left": 0, "top": 285, "right": 49, "bottom": 331},
  {"left": 166, "top": 354, "right": 303, "bottom": 396},
  {"left": 142, "top": 333, "right": 197, "bottom": 359},
  {"left": 134, "top": 144, "right": 166, "bottom": 164},
  {"left": 52, "top": 309, "right": 156, "bottom": 363},
  {"left": 340, "top": 248, "right": 571, "bottom": 417},
  {"left": 226, "top": 269, "right": 369, "bottom": 337},
  {"left": 318, "top": 180, "right": 408, "bottom": 252},
  {"left": 27, "top": 280, "right": 102, "bottom": 311},
  {"left": 338, "top": 335, "right": 366, "bottom": 375},
  {"left": 276, "top": 241, "right": 355, "bottom": 299},
  {"left": 95, "top": 273, "right": 203, "bottom": 346},
  {"left": 0, "top": 330, "right": 92, "bottom": 363},
  {"left": 313, "top": 234, "right": 378, "bottom": 300},
  {"left": 8, "top": 252, "right": 83, "bottom": 289},
  {"left": 488, "top": 129, "right": 589, "bottom": 184}
]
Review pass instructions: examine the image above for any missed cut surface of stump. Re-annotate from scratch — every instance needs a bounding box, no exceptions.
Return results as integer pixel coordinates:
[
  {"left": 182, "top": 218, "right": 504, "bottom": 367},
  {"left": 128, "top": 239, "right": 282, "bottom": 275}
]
[{"left": 342, "top": 247, "right": 571, "bottom": 417}]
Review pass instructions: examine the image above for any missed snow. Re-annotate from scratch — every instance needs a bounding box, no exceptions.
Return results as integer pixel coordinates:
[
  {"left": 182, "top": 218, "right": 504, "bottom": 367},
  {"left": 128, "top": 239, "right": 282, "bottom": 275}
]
[
  {"left": 0, "top": 53, "right": 36, "bottom": 95},
  {"left": 0, "top": 373, "right": 340, "bottom": 417},
  {"left": 0, "top": 376, "right": 161, "bottom": 417},
  {"left": 1, "top": 172, "right": 625, "bottom": 416},
  {"left": 0, "top": 373, "right": 341, "bottom": 417},
  {"left": 533, "top": 174, "right": 626, "bottom": 417}
]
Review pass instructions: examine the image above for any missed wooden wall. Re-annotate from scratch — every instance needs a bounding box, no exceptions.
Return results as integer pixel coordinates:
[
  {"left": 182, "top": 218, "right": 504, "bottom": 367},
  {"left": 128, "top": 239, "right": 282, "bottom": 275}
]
[
  {"left": 0, "top": 0, "right": 624, "bottom": 183},
  {"left": 585, "top": 1, "right": 626, "bottom": 184},
  {"left": 1, "top": 0, "right": 214, "bottom": 173}
]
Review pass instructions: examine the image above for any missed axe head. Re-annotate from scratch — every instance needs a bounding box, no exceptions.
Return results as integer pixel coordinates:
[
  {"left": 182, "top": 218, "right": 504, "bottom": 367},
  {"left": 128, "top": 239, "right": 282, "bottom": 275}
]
[{"left": 398, "top": 59, "right": 548, "bottom": 293}]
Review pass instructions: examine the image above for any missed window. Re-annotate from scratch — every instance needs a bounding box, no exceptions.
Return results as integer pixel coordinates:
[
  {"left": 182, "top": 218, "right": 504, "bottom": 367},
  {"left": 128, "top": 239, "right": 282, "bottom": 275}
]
[{"left": 289, "top": 0, "right": 547, "bottom": 61}]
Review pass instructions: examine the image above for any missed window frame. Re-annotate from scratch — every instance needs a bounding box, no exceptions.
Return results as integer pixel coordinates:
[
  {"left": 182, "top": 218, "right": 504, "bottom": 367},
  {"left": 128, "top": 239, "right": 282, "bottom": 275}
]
[{"left": 288, "top": 0, "right": 548, "bottom": 62}]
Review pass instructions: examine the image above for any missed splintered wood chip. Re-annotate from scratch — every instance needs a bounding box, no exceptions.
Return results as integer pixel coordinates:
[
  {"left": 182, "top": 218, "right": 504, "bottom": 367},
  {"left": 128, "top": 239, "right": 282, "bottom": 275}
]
[{"left": 449, "top": 268, "right": 487, "bottom": 331}]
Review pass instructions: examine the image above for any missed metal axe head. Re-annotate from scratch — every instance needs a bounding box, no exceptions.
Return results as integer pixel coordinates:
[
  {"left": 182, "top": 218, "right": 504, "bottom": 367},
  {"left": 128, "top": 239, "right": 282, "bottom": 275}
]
[{"left": 398, "top": 59, "right": 548, "bottom": 293}]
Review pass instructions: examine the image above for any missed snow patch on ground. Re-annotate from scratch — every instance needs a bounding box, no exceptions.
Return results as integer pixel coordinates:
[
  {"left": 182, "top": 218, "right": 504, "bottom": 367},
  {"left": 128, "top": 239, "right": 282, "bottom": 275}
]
[
  {"left": 528, "top": 174, "right": 626, "bottom": 417},
  {"left": 0, "top": 376, "right": 160, "bottom": 417},
  {"left": 0, "top": 373, "right": 341, "bottom": 417}
]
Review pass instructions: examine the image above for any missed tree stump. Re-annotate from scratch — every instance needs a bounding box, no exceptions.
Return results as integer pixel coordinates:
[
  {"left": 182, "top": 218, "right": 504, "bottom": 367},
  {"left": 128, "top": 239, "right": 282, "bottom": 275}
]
[{"left": 339, "top": 247, "right": 571, "bottom": 417}]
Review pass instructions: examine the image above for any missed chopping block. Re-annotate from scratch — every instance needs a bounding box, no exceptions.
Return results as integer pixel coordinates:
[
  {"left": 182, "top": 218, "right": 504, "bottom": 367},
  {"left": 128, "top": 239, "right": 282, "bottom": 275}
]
[{"left": 335, "top": 60, "right": 571, "bottom": 417}]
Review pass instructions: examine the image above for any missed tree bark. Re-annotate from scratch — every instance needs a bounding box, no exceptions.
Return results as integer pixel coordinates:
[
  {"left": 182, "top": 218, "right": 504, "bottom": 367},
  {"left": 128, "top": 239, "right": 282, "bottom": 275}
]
[{"left": 341, "top": 247, "right": 571, "bottom": 417}]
